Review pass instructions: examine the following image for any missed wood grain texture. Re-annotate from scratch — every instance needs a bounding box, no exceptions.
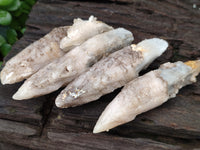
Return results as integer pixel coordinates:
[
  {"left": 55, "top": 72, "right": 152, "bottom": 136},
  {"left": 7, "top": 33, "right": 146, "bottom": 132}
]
[{"left": 0, "top": 0, "right": 200, "bottom": 149}]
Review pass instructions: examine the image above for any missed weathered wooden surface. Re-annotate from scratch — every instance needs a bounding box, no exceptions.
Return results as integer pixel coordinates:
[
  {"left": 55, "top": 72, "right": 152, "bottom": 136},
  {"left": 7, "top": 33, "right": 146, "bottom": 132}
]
[{"left": 0, "top": 0, "right": 200, "bottom": 149}]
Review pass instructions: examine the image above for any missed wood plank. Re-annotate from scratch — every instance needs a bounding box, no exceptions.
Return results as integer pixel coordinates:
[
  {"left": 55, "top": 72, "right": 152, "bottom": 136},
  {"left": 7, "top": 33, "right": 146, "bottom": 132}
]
[
  {"left": 0, "top": 126, "right": 181, "bottom": 150},
  {"left": 0, "top": 142, "right": 33, "bottom": 150},
  {"left": 47, "top": 132, "right": 181, "bottom": 150},
  {"left": 0, "top": 0, "right": 200, "bottom": 149},
  {"left": 0, "top": 82, "right": 47, "bottom": 126},
  {"left": 0, "top": 119, "right": 38, "bottom": 136}
]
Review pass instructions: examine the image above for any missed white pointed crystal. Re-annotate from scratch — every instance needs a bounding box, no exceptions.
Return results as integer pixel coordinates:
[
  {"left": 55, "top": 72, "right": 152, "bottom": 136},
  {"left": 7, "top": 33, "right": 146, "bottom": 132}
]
[
  {"left": 0, "top": 26, "right": 69, "bottom": 85},
  {"left": 55, "top": 38, "right": 168, "bottom": 108},
  {"left": 93, "top": 60, "right": 200, "bottom": 133}
]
